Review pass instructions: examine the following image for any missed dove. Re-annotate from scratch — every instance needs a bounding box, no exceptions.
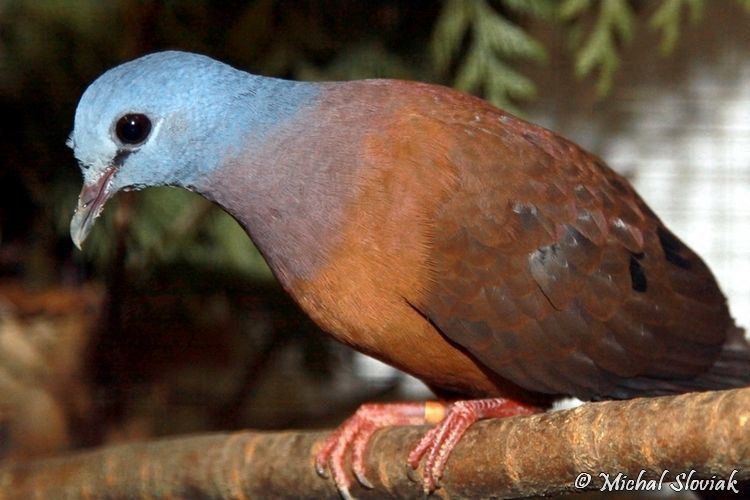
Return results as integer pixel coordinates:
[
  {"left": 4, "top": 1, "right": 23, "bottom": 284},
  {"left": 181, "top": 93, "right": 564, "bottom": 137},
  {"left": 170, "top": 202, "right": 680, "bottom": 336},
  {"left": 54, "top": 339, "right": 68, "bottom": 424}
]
[{"left": 68, "top": 51, "right": 749, "bottom": 497}]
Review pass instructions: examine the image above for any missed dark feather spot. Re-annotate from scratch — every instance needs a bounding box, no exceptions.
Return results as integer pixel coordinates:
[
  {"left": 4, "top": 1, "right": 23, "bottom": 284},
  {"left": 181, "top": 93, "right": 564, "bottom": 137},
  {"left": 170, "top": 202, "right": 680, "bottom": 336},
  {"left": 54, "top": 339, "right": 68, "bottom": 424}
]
[
  {"left": 629, "top": 253, "right": 647, "bottom": 292},
  {"left": 531, "top": 243, "right": 560, "bottom": 265},
  {"left": 512, "top": 202, "right": 539, "bottom": 230},
  {"left": 529, "top": 243, "right": 569, "bottom": 310},
  {"left": 657, "top": 227, "right": 692, "bottom": 269}
]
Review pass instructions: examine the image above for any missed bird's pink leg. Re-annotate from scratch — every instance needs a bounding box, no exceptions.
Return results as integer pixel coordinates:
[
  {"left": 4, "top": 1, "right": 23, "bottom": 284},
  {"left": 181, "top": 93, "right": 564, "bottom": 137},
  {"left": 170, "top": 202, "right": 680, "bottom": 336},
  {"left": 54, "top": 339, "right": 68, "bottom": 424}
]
[
  {"left": 315, "top": 401, "right": 446, "bottom": 499},
  {"left": 407, "top": 398, "right": 538, "bottom": 493},
  {"left": 315, "top": 398, "right": 537, "bottom": 498}
]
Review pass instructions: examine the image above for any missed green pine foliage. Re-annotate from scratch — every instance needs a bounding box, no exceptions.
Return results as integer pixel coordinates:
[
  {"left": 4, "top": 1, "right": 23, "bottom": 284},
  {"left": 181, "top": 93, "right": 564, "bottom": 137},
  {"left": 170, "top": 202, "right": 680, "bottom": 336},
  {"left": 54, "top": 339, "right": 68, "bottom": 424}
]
[
  {"left": 650, "top": 0, "right": 705, "bottom": 55},
  {"left": 431, "top": 0, "right": 551, "bottom": 110},
  {"left": 561, "top": 0, "right": 636, "bottom": 97}
]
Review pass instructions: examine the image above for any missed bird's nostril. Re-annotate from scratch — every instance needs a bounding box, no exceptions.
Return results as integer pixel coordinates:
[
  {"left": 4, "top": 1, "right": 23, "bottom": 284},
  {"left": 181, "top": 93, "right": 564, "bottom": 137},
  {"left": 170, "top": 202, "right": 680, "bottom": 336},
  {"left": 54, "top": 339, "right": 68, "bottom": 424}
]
[{"left": 77, "top": 166, "right": 117, "bottom": 212}]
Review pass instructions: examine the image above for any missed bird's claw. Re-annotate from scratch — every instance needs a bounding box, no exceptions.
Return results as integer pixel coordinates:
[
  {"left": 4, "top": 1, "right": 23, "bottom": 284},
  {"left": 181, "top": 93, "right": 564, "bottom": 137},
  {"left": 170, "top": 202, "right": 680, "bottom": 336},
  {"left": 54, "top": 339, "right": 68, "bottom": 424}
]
[
  {"left": 407, "top": 399, "right": 538, "bottom": 494},
  {"left": 315, "top": 461, "right": 329, "bottom": 479},
  {"left": 315, "top": 402, "right": 428, "bottom": 498},
  {"left": 314, "top": 405, "right": 388, "bottom": 497},
  {"left": 406, "top": 401, "right": 478, "bottom": 494}
]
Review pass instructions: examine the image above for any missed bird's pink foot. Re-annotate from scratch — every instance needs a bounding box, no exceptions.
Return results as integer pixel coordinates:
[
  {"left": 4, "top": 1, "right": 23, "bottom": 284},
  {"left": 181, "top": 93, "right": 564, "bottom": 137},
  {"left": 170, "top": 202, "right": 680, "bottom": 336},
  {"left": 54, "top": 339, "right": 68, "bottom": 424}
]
[
  {"left": 315, "top": 401, "right": 445, "bottom": 499},
  {"left": 315, "top": 398, "right": 537, "bottom": 498},
  {"left": 407, "top": 398, "right": 538, "bottom": 494}
]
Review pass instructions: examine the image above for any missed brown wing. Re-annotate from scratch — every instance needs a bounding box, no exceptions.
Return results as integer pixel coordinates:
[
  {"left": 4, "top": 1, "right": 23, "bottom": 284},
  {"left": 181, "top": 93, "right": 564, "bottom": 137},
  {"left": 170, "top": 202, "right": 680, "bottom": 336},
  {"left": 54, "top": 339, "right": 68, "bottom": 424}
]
[{"left": 413, "top": 94, "right": 734, "bottom": 400}]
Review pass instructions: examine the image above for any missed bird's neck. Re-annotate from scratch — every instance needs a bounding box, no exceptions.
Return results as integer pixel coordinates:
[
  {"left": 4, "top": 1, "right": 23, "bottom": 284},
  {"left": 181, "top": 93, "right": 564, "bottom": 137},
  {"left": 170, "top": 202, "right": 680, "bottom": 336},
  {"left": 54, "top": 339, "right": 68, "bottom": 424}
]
[
  {"left": 194, "top": 82, "right": 369, "bottom": 289},
  {"left": 173, "top": 75, "right": 319, "bottom": 189}
]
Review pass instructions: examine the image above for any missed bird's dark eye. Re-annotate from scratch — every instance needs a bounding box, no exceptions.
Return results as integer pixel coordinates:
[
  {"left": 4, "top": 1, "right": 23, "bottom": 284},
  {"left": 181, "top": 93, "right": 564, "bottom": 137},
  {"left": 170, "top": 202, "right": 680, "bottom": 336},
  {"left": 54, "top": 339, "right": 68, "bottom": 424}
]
[{"left": 115, "top": 113, "right": 152, "bottom": 145}]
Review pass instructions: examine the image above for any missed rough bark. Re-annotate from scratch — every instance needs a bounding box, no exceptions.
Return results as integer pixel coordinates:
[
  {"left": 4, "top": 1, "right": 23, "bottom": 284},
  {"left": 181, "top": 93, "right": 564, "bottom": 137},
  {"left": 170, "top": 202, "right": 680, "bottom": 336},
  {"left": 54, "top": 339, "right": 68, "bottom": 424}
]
[{"left": 1, "top": 387, "right": 749, "bottom": 499}]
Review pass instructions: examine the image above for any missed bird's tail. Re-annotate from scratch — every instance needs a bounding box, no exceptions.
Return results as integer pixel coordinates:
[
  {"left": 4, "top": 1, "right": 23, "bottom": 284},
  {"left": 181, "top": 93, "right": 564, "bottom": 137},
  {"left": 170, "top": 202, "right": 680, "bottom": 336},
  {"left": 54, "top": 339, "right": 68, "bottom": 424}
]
[
  {"left": 688, "top": 325, "right": 750, "bottom": 390},
  {"left": 609, "top": 325, "right": 750, "bottom": 398}
]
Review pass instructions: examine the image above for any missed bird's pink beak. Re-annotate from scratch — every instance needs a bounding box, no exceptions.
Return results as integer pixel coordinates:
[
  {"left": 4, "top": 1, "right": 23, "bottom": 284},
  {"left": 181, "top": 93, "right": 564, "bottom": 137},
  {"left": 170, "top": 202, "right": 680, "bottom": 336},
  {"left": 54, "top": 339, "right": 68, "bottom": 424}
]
[{"left": 70, "top": 165, "right": 117, "bottom": 250}]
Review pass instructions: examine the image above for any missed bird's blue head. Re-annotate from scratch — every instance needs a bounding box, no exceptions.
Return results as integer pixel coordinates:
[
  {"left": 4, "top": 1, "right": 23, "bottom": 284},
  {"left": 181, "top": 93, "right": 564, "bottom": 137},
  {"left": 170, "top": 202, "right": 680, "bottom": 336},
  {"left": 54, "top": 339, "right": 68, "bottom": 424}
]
[{"left": 68, "top": 50, "right": 314, "bottom": 248}]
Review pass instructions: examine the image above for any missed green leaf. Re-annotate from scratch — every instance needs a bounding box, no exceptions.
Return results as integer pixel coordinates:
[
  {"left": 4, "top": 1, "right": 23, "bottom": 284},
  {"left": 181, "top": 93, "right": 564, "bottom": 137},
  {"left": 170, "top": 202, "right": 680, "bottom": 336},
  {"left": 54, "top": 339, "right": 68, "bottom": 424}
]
[
  {"left": 477, "top": 1, "right": 547, "bottom": 61},
  {"left": 607, "top": 0, "right": 636, "bottom": 43},
  {"left": 500, "top": 0, "right": 558, "bottom": 20},
  {"left": 571, "top": 0, "right": 635, "bottom": 97},
  {"left": 432, "top": 0, "right": 545, "bottom": 107},
  {"left": 453, "top": 41, "right": 486, "bottom": 93},
  {"left": 488, "top": 59, "right": 537, "bottom": 100},
  {"left": 650, "top": 0, "right": 704, "bottom": 55},
  {"left": 559, "top": 0, "right": 593, "bottom": 20},
  {"left": 431, "top": 0, "right": 474, "bottom": 73}
]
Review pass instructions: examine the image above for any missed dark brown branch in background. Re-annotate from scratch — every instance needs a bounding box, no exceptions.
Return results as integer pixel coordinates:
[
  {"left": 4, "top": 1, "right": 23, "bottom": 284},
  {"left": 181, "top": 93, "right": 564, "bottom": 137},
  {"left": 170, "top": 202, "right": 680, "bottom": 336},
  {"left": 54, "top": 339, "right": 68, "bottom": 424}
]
[{"left": 1, "top": 387, "right": 749, "bottom": 499}]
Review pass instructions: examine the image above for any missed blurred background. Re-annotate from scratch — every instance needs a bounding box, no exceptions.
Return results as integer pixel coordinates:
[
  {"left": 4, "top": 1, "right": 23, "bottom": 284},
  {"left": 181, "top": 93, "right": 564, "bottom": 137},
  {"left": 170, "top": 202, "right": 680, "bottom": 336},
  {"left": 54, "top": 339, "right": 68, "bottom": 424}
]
[{"left": 0, "top": 0, "right": 747, "bottom": 489}]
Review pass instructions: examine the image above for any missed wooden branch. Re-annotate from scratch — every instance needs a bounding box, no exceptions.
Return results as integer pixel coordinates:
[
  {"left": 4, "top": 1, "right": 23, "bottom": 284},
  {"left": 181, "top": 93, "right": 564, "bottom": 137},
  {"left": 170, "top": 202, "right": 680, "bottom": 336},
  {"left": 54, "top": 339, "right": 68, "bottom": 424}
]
[{"left": 1, "top": 387, "right": 749, "bottom": 499}]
